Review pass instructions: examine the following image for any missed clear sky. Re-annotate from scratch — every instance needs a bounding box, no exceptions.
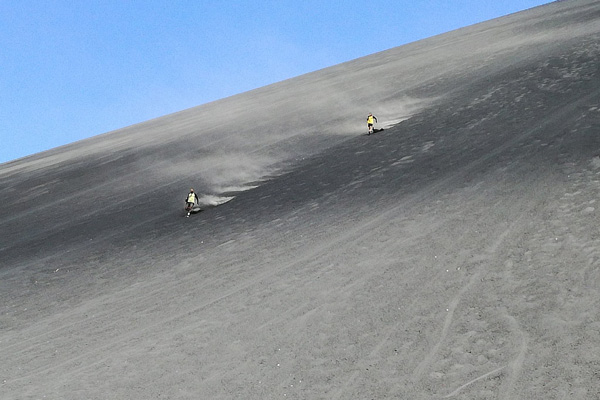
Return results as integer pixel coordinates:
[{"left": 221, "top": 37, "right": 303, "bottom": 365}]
[{"left": 0, "top": 0, "right": 553, "bottom": 164}]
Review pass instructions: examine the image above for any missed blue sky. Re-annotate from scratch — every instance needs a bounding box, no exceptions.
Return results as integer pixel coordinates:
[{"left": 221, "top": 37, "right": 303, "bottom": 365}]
[{"left": 0, "top": 1, "right": 552, "bottom": 164}]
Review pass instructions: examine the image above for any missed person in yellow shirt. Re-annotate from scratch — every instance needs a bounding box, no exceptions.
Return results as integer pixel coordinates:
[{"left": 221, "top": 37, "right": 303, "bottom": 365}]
[
  {"left": 185, "top": 188, "right": 199, "bottom": 217},
  {"left": 367, "top": 113, "right": 378, "bottom": 135}
]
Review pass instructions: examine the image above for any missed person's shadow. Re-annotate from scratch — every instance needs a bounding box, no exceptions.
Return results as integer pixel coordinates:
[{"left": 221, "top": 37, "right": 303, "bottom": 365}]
[{"left": 368, "top": 128, "right": 385, "bottom": 135}]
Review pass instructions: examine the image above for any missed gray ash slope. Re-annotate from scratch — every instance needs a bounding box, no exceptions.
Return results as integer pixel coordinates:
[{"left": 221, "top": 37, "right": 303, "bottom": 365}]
[{"left": 2, "top": 1, "right": 600, "bottom": 399}]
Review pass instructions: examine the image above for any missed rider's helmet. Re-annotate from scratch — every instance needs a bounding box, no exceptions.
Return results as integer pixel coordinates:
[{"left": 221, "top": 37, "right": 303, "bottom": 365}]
[{"left": 190, "top": 188, "right": 194, "bottom": 192}]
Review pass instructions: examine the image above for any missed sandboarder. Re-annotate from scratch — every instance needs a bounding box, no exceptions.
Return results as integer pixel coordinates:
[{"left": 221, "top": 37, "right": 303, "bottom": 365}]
[
  {"left": 185, "top": 188, "right": 199, "bottom": 217},
  {"left": 367, "top": 113, "right": 378, "bottom": 135}
]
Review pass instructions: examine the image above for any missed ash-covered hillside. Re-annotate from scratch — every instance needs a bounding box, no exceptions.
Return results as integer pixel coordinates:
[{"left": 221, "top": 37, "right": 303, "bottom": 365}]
[{"left": 2, "top": 1, "right": 600, "bottom": 398}]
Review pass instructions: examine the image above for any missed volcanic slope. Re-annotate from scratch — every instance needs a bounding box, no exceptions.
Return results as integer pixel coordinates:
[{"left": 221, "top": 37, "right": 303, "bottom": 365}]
[{"left": 2, "top": 1, "right": 600, "bottom": 399}]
